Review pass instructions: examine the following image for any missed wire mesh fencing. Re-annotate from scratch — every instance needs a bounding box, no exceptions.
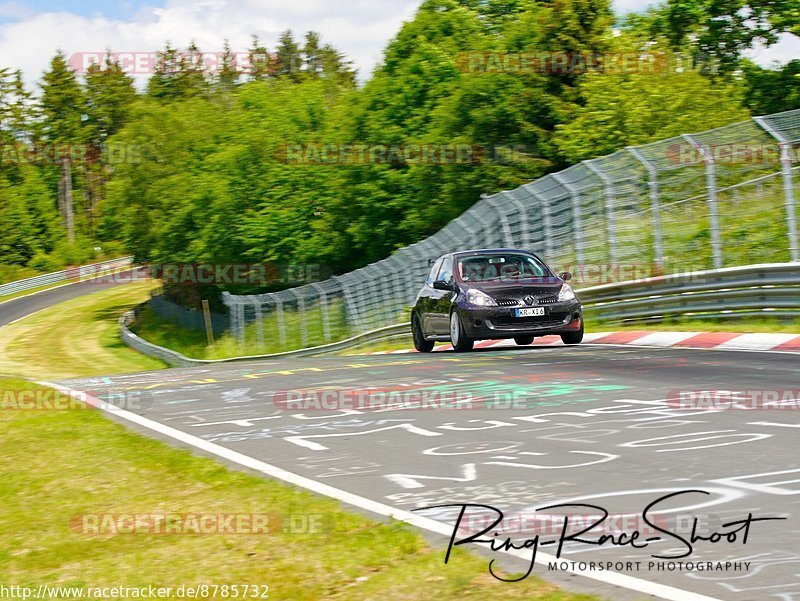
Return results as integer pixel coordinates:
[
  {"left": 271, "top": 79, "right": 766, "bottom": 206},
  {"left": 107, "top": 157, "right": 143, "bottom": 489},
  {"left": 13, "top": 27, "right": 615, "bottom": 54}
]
[{"left": 223, "top": 109, "right": 800, "bottom": 350}]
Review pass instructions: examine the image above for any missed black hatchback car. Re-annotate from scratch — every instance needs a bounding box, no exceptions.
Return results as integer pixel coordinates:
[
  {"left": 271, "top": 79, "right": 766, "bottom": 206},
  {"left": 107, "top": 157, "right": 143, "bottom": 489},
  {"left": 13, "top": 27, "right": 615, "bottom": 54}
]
[{"left": 411, "top": 249, "right": 583, "bottom": 352}]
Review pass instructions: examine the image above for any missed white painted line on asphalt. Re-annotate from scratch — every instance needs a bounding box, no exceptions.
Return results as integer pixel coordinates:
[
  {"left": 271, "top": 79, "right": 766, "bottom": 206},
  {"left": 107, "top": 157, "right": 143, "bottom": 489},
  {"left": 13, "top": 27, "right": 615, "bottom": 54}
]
[{"left": 39, "top": 380, "right": 727, "bottom": 601}]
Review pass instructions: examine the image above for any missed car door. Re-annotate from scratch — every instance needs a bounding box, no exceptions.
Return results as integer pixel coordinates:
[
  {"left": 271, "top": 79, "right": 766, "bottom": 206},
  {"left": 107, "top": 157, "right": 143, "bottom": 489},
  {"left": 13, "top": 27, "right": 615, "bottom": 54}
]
[
  {"left": 430, "top": 256, "right": 455, "bottom": 334},
  {"left": 417, "top": 257, "right": 443, "bottom": 335}
]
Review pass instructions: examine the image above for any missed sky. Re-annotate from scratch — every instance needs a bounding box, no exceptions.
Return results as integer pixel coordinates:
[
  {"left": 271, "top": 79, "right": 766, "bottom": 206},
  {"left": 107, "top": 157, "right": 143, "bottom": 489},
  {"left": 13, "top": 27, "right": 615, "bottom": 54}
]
[{"left": 0, "top": 0, "right": 797, "bottom": 87}]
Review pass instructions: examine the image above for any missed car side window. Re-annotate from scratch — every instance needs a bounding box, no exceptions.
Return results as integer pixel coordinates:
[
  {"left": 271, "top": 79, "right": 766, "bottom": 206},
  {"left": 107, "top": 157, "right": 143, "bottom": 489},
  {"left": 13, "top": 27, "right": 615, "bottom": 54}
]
[
  {"left": 426, "top": 258, "right": 444, "bottom": 286},
  {"left": 436, "top": 257, "right": 453, "bottom": 284}
]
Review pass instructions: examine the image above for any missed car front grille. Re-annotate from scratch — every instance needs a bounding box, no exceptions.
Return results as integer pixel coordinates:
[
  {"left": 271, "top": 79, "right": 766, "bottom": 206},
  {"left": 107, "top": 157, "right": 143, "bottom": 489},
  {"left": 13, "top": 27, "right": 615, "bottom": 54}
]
[
  {"left": 494, "top": 295, "right": 559, "bottom": 306},
  {"left": 491, "top": 312, "right": 570, "bottom": 328},
  {"left": 495, "top": 299, "right": 519, "bottom": 306}
]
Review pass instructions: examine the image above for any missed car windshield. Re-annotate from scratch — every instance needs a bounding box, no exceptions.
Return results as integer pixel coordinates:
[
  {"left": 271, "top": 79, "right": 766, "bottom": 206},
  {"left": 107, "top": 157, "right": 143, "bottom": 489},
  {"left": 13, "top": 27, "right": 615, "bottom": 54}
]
[{"left": 456, "top": 254, "right": 550, "bottom": 282}]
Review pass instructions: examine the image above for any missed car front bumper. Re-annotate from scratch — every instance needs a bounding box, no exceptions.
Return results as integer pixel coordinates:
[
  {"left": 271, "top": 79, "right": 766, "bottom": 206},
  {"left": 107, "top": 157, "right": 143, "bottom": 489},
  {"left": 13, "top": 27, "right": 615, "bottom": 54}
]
[{"left": 459, "top": 301, "right": 582, "bottom": 339}]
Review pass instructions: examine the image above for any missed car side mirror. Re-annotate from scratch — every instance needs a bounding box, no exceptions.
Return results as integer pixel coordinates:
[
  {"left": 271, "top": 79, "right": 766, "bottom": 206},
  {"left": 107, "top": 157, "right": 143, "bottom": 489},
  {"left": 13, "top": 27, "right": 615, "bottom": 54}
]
[
  {"left": 433, "top": 280, "right": 453, "bottom": 291},
  {"left": 559, "top": 272, "right": 572, "bottom": 282}
]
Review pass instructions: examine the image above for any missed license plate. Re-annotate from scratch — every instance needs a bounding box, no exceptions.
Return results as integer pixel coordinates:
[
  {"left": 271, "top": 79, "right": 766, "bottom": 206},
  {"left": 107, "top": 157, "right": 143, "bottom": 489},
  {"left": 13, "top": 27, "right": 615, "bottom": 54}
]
[{"left": 515, "top": 307, "right": 545, "bottom": 317}]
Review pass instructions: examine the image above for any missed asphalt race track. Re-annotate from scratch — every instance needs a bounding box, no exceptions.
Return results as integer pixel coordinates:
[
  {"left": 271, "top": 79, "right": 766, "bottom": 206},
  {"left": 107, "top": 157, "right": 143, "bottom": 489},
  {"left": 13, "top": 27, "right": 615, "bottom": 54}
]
[
  {"left": 0, "top": 270, "right": 142, "bottom": 327},
  {"left": 56, "top": 344, "right": 800, "bottom": 601}
]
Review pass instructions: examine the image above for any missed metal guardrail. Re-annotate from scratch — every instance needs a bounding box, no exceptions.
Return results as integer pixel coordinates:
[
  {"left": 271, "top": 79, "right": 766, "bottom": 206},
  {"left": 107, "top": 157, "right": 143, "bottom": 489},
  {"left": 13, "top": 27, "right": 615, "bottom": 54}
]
[
  {"left": 121, "top": 262, "right": 799, "bottom": 365},
  {"left": 578, "top": 262, "right": 800, "bottom": 323},
  {"left": 119, "top": 310, "right": 409, "bottom": 367},
  {"left": 0, "top": 256, "right": 134, "bottom": 298}
]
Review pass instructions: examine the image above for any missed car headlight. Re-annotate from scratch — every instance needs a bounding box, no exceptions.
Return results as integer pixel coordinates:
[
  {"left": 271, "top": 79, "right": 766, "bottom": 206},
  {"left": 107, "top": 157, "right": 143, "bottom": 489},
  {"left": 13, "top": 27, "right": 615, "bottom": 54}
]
[
  {"left": 558, "top": 284, "right": 576, "bottom": 302},
  {"left": 466, "top": 288, "right": 497, "bottom": 306}
]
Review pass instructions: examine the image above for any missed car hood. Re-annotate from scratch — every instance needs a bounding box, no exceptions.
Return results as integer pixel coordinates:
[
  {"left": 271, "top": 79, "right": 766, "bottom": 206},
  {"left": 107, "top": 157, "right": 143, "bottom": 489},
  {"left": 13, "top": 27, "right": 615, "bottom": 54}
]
[{"left": 463, "top": 279, "right": 566, "bottom": 298}]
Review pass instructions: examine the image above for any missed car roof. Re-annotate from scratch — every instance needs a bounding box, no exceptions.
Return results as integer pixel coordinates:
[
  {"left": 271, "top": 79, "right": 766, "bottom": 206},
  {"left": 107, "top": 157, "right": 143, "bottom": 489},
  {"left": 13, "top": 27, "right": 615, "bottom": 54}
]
[{"left": 451, "top": 248, "right": 537, "bottom": 257}]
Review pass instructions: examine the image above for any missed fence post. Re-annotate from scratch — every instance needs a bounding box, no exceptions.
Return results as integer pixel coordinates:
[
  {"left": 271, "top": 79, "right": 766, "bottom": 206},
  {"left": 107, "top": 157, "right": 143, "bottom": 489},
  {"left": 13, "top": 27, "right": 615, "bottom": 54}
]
[
  {"left": 483, "top": 193, "right": 514, "bottom": 247},
  {"left": 405, "top": 245, "right": 425, "bottom": 307},
  {"left": 527, "top": 184, "right": 553, "bottom": 259},
  {"left": 754, "top": 116, "right": 800, "bottom": 262},
  {"left": 584, "top": 160, "right": 618, "bottom": 264},
  {"left": 310, "top": 282, "right": 332, "bottom": 341},
  {"left": 334, "top": 275, "right": 360, "bottom": 335},
  {"left": 236, "top": 303, "right": 245, "bottom": 345},
  {"left": 221, "top": 292, "right": 239, "bottom": 342},
  {"left": 682, "top": 134, "right": 722, "bottom": 269},
  {"left": 248, "top": 295, "right": 264, "bottom": 347},
  {"left": 457, "top": 218, "right": 479, "bottom": 250},
  {"left": 275, "top": 298, "right": 286, "bottom": 346},
  {"left": 290, "top": 289, "right": 307, "bottom": 348},
  {"left": 627, "top": 146, "right": 665, "bottom": 267},
  {"left": 551, "top": 174, "right": 585, "bottom": 265},
  {"left": 779, "top": 143, "right": 799, "bottom": 262},
  {"left": 502, "top": 189, "right": 530, "bottom": 249}
]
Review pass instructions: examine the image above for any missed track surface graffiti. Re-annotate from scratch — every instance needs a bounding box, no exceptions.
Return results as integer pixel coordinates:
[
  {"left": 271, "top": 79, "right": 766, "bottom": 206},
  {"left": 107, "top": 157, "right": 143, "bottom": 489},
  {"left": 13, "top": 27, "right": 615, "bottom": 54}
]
[{"left": 60, "top": 346, "right": 800, "bottom": 600}]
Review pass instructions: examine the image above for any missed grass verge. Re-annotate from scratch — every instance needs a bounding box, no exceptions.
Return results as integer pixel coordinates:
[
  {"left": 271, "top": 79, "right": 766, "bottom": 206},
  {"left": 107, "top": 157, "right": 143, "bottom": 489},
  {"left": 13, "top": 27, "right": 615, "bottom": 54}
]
[
  {"left": 0, "top": 281, "right": 165, "bottom": 379},
  {"left": 0, "top": 377, "right": 602, "bottom": 601}
]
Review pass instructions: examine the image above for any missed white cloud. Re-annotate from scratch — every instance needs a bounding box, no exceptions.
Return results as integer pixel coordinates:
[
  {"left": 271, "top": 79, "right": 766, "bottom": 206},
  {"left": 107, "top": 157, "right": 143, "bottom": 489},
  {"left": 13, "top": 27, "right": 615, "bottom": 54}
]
[
  {"left": 0, "top": 0, "right": 419, "bottom": 87},
  {"left": 745, "top": 32, "right": 800, "bottom": 68},
  {"left": 0, "top": 0, "right": 796, "bottom": 91}
]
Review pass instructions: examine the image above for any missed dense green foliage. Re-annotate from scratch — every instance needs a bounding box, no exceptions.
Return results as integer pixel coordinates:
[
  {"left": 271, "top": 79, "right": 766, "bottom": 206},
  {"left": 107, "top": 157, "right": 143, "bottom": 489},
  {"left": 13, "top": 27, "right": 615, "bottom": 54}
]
[{"left": 0, "top": 0, "right": 798, "bottom": 284}]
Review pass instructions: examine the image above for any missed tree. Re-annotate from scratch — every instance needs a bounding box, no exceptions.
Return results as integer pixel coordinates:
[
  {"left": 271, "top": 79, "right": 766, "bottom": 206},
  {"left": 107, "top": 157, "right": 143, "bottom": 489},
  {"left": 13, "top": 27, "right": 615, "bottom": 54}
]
[
  {"left": 276, "top": 30, "right": 301, "bottom": 80},
  {"left": 218, "top": 39, "right": 240, "bottom": 90},
  {"left": 553, "top": 64, "right": 750, "bottom": 162},
  {"left": 623, "top": 0, "right": 800, "bottom": 75},
  {"left": 83, "top": 52, "right": 136, "bottom": 228},
  {"left": 742, "top": 59, "right": 800, "bottom": 114},
  {"left": 148, "top": 42, "right": 182, "bottom": 100},
  {"left": 40, "top": 51, "right": 85, "bottom": 242},
  {"left": 247, "top": 35, "right": 271, "bottom": 81},
  {"left": 320, "top": 44, "right": 357, "bottom": 85},
  {"left": 148, "top": 41, "right": 210, "bottom": 101},
  {"left": 84, "top": 53, "right": 136, "bottom": 141},
  {"left": 302, "top": 31, "right": 323, "bottom": 77}
]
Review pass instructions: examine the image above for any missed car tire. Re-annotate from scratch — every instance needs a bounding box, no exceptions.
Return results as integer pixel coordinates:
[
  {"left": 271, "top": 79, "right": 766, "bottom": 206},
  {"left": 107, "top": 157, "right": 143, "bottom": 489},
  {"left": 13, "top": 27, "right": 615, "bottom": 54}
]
[
  {"left": 412, "top": 315, "right": 435, "bottom": 353},
  {"left": 514, "top": 336, "right": 534, "bottom": 345},
  {"left": 561, "top": 321, "right": 584, "bottom": 345},
  {"left": 449, "top": 311, "right": 474, "bottom": 352}
]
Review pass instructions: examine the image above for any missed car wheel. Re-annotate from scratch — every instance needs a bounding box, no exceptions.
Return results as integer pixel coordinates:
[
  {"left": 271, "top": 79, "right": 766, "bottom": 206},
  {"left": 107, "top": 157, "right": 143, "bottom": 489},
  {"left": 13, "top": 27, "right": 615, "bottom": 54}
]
[
  {"left": 561, "top": 321, "right": 584, "bottom": 345},
  {"left": 514, "top": 336, "right": 534, "bottom": 345},
  {"left": 412, "top": 315, "right": 435, "bottom": 353},
  {"left": 449, "top": 311, "right": 474, "bottom": 352}
]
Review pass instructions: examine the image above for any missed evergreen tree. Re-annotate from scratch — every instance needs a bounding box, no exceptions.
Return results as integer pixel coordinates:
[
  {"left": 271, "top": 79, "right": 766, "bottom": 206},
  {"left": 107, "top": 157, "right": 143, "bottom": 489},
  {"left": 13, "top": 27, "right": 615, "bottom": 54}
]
[
  {"left": 247, "top": 35, "right": 271, "bottom": 81},
  {"left": 40, "top": 51, "right": 85, "bottom": 242},
  {"left": 276, "top": 30, "right": 300, "bottom": 80},
  {"left": 302, "top": 31, "right": 323, "bottom": 77},
  {"left": 218, "top": 39, "right": 240, "bottom": 90}
]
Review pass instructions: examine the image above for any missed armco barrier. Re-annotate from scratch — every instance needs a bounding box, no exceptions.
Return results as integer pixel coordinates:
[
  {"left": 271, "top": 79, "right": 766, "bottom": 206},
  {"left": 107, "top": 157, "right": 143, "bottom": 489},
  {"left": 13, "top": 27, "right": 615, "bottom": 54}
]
[
  {"left": 119, "top": 310, "right": 409, "bottom": 367},
  {"left": 121, "top": 262, "right": 799, "bottom": 364},
  {"left": 0, "top": 256, "right": 134, "bottom": 298},
  {"left": 578, "top": 262, "right": 800, "bottom": 323}
]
